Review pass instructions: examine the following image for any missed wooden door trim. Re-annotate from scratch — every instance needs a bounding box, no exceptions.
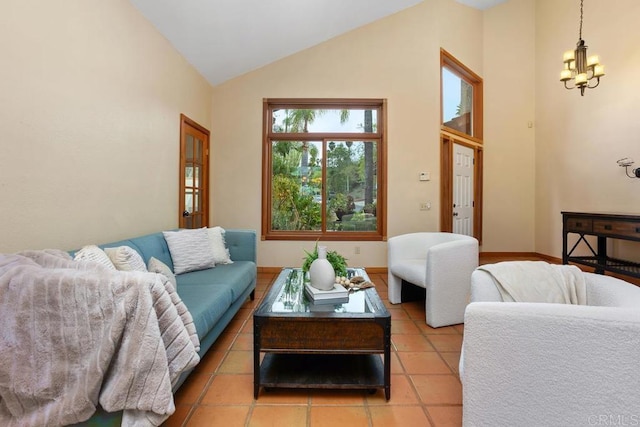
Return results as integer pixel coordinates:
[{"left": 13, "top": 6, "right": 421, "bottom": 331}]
[
  {"left": 179, "top": 114, "right": 210, "bottom": 228},
  {"left": 440, "top": 133, "right": 483, "bottom": 244}
]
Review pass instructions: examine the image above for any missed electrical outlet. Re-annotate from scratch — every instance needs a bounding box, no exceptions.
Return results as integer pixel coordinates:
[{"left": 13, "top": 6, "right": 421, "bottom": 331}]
[{"left": 354, "top": 246, "right": 360, "bottom": 255}]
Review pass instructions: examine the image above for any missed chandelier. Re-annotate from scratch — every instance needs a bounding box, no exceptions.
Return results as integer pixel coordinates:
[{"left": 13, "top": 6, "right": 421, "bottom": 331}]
[{"left": 560, "top": 0, "right": 605, "bottom": 96}]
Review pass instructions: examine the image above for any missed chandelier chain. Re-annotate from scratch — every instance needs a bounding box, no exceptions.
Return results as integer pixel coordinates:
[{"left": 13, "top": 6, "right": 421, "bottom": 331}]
[{"left": 579, "top": 0, "right": 583, "bottom": 40}]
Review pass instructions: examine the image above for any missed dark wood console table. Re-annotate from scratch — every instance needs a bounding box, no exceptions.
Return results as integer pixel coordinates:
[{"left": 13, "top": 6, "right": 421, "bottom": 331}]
[{"left": 562, "top": 211, "right": 640, "bottom": 279}]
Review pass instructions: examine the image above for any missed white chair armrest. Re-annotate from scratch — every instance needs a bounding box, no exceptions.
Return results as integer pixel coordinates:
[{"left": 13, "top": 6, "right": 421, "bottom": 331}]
[
  {"left": 470, "top": 268, "right": 503, "bottom": 302},
  {"left": 388, "top": 232, "right": 472, "bottom": 267},
  {"left": 461, "top": 302, "right": 640, "bottom": 427},
  {"left": 424, "top": 238, "right": 478, "bottom": 327},
  {"left": 388, "top": 233, "right": 430, "bottom": 266}
]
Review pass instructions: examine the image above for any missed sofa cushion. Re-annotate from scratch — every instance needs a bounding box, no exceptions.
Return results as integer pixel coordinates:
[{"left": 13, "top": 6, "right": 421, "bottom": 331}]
[
  {"left": 390, "top": 259, "right": 427, "bottom": 287},
  {"left": 163, "top": 228, "right": 215, "bottom": 274},
  {"left": 74, "top": 245, "right": 117, "bottom": 270},
  {"left": 148, "top": 257, "right": 177, "bottom": 289},
  {"left": 126, "top": 233, "right": 175, "bottom": 271},
  {"left": 104, "top": 246, "right": 147, "bottom": 272},
  {"left": 208, "top": 226, "right": 233, "bottom": 265},
  {"left": 178, "top": 284, "right": 234, "bottom": 340},
  {"left": 98, "top": 233, "right": 174, "bottom": 270},
  {"left": 176, "top": 261, "right": 256, "bottom": 302}
]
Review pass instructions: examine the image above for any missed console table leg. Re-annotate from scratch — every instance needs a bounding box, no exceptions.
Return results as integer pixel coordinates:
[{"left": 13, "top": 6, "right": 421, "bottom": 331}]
[{"left": 596, "top": 236, "right": 607, "bottom": 274}]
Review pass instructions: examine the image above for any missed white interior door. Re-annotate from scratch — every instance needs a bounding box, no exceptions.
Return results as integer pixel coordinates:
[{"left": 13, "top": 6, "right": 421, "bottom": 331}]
[{"left": 453, "top": 143, "right": 474, "bottom": 236}]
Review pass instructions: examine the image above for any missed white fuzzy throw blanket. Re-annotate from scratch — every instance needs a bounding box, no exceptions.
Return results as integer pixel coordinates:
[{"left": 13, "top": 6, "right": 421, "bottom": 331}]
[
  {"left": 0, "top": 250, "right": 200, "bottom": 427},
  {"left": 478, "top": 261, "right": 587, "bottom": 305}
]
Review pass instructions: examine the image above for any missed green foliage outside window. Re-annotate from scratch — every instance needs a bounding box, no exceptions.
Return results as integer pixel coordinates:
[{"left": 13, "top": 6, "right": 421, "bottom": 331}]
[{"left": 264, "top": 100, "right": 384, "bottom": 238}]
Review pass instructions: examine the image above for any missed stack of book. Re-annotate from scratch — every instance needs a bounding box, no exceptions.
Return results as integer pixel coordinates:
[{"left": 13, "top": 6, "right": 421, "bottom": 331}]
[{"left": 304, "top": 282, "right": 349, "bottom": 305}]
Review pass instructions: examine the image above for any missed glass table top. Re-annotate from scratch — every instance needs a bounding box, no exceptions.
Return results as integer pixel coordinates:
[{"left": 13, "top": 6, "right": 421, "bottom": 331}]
[{"left": 268, "top": 268, "right": 382, "bottom": 315}]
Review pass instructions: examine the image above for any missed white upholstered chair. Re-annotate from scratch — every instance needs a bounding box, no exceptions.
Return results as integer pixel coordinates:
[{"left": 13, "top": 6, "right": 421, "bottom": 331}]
[
  {"left": 461, "top": 266, "right": 640, "bottom": 427},
  {"left": 387, "top": 232, "right": 479, "bottom": 327}
]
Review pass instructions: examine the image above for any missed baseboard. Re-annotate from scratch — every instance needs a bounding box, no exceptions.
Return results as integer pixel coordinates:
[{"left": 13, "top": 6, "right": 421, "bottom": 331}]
[
  {"left": 479, "top": 251, "right": 561, "bottom": 263},
  {"left": 533, "top": 252, "right": 562, "bottom": 263},
  {"left": 257, "top": 267, "right": 284, "bottom": 274}
]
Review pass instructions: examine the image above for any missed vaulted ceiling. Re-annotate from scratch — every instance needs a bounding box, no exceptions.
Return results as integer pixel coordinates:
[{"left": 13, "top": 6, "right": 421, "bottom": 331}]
[{"left": 129, "top": 0, "right": 506, "bottom": 86}]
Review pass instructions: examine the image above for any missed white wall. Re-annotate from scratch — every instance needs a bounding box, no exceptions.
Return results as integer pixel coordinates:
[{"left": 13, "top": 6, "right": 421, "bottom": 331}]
[
  {"left": 535, "top": 0, "right": 640, "bottom": 260},
  {"left": 0, "top": 0, "right": 213, "bottom": 252}
]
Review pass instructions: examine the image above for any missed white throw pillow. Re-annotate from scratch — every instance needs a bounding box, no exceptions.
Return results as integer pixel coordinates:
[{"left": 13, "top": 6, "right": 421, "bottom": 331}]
[
  {"left": 148, "top": 256, "right": 177, "bottom": 289},
  {"left": 74, "top": 245, "right": 116, "bottom": 270},
  {"left": 104, "top": 246, "right": 147, "bottom": 272},
  {"left": 163, "top": 228, "right": 215, "bottom": 274},
  {"left": 208, "top": 226, "right": 233, "bottom": 265}
]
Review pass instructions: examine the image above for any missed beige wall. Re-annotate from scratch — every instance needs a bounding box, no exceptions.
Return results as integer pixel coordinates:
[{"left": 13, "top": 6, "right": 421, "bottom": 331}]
[
  {"left": 6, "top": 0, "right": 635, "bottom": 266},
  {"left": 482, "top": 0, "right": 536, "bottom": 251},
  {"left": 215, "top": 0, "right": 640, "bottom": 268},
  {"left": 0, "top": 0, "right": 213, "bottom": 252},
  {"left": 211, "top": 0, "right": 492, "bottom": 268},
  {"left": 535, "top": 0, "right": 640, "bottom": 260}
]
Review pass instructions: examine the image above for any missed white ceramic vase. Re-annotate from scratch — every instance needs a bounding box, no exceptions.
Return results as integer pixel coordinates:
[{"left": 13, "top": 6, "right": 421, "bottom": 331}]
[{"left": 309, "top": 246, "right": 336, "bottom": 291}]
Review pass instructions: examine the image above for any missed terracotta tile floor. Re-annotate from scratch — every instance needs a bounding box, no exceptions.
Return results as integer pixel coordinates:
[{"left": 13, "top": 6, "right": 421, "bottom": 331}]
[{"left": 163, "top": 272, "right": 464, "bottom": 427}]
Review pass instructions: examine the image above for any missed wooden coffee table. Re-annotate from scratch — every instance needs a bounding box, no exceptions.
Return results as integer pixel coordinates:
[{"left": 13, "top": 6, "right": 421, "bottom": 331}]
[{"left": 253, "top": 268, "right": 391, "bottom": 399}]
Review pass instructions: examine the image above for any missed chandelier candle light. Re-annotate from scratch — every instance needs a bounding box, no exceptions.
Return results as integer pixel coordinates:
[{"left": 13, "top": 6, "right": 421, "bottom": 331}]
[{"left": 560, "top": 0, "right": 605, "bottom": 96}]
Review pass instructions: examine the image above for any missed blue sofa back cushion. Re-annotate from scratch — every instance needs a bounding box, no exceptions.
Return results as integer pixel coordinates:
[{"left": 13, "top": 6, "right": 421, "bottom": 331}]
[
  {"left": 98, "top": 232, "right": 174, "bottom": 271},
  {"left": 224, "top": 229, "right": 257, "bottom": 262}
]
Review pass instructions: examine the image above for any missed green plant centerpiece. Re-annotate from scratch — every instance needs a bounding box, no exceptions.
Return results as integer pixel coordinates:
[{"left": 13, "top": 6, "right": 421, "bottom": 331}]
[{"left": 302, "top": 241, "right": 348, "bottom": 278}]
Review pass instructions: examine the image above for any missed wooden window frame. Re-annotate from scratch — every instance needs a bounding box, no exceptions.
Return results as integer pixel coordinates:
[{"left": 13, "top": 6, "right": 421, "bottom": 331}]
[
  {"left": 440, "top": 49, "right": 483, "bottom": 142},
  {"left": 261, "top": 98, "right": 387, "bottom": 241}
]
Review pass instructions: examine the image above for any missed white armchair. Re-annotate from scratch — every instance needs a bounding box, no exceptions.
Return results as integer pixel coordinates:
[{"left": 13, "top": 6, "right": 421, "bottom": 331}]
[
  {"left": 461, "top": 267, "right": 640, "bottom": 427},
  {"left": 387, "top": 232, "right": 478, "bottom": 327}
]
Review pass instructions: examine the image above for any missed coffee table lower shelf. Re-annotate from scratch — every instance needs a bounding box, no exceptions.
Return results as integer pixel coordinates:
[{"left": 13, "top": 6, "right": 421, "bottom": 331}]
[{"left": 256, "top": 353, "right": 389, "bottom": 399}]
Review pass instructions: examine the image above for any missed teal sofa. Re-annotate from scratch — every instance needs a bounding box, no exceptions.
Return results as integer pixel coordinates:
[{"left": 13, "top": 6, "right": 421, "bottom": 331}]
[{"left": 74, "top": 229, "right": 257, "bottom": 426}]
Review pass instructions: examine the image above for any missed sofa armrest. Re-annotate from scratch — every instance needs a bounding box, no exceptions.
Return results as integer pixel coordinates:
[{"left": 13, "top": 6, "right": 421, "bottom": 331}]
[
  {"left": 461, "top": 302, "right": 640, "bottom": 427},
  {"left": 224, "top": 229, "right": 257, "bottom": 263},
  {"left": 584, "top": 272, "right": 640, "bottom": 307}
]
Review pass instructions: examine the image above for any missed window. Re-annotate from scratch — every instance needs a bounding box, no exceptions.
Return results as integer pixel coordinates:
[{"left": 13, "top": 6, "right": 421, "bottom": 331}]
[
  {"left": 441, "top": 49, "right": 483, "bottom": 140},
  {"left": 262, "top": 98, "right": 387, "bottom": 241}
]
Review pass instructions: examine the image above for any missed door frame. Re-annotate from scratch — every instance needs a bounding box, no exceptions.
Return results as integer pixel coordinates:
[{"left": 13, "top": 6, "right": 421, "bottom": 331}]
[
  {"left": 179, "top": 114, "right": 210, "bottom": 228},
  {"left": 440, "top": 131, "right": 483, "bottom": 243}
]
